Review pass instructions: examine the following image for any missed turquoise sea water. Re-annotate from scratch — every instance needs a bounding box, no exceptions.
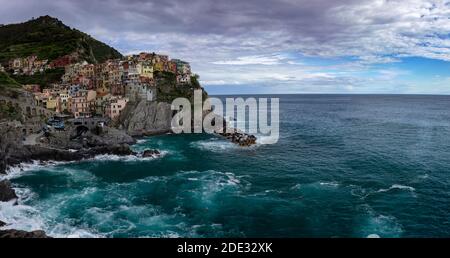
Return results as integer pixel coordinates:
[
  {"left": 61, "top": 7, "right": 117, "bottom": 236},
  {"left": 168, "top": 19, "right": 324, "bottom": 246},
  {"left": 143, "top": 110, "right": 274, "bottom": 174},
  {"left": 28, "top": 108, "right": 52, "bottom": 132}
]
[{"left": 1, "top": 94, "right": 450, "bottom": 237}]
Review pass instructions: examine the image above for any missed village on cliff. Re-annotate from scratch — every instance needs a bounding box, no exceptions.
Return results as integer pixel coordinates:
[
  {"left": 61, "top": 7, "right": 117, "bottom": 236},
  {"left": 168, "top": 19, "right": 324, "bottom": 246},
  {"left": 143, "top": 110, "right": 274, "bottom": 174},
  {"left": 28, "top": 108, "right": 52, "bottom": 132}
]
[{"left": 0, "top": 52, "right": 192, "bottom": 121}]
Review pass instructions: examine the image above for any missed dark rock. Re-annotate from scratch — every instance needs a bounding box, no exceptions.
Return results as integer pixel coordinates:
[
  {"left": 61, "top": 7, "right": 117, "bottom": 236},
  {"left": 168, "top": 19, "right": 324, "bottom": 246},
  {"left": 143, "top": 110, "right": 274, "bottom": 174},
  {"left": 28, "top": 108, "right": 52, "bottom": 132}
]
[
  {"left": 0, "top": 180, "right": 18, "bottom": 203},
  {"left": 23, "top": 143, "right": 136, "bottom": 163},
  {"left": 0, "top": 229, "right": 50, "bottom": 238},
  {"left": 142, "top": 149, "right": 161, "bottom": 158},
  {"left": 0, "top": 121, "right": 28, "bottom": 174},
  {"left": 219, "top": 128, "right": 257, "bottom": 147},
  {"left": 0, "top": 220, "right": 6, "bottom": 227},
  {"left": 119, "top": 101, "right": 172, "bottom": 136}
]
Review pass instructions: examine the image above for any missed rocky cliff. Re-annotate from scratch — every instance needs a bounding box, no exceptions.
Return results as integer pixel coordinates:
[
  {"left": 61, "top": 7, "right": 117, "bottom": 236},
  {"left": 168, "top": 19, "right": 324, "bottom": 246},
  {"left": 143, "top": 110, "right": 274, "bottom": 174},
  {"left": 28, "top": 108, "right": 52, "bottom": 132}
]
[
  {"left": 118, "top": 101, "right": 173, "bottom": 136},
  {"left": 0, "top": 121, "right": 29, "bottom": 174}
]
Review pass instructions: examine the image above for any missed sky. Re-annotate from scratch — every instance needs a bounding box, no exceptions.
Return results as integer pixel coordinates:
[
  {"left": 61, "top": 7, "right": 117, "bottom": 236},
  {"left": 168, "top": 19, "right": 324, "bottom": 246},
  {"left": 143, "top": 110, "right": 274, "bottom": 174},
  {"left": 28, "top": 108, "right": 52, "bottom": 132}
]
[{"left": 1, "top": 0, "right": 450, "bottom": 95}]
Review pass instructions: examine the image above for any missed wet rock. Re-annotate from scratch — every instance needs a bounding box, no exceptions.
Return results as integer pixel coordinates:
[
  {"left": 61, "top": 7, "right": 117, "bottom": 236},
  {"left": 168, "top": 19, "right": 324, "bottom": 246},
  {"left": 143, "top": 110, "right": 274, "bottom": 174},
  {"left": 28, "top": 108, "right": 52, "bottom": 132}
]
[
  {"left": 0, "top": 229, "right": 50, "bottom": 238},
  {"left": 142, "top": 149, "right": 161, "bottom": 158},
  {"left": 219, "top": 129, "right": 257, "bottom": 147},
  {"left": 16, "top": 143, "right": 136, "bottom": 166},
  {"left": 212, "top": 116, "right": 257, "bottom": 147},
  {"left": 0, "top": 180, "right": 18, "bottom": 203}
]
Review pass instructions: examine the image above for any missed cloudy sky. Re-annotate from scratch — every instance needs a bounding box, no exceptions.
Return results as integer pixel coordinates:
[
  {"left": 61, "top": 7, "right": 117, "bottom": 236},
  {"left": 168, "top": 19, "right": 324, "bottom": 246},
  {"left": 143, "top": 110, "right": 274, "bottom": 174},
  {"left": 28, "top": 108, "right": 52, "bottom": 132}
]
[{"left": 2, "top": 0, "right": 450, "bottom": 94}]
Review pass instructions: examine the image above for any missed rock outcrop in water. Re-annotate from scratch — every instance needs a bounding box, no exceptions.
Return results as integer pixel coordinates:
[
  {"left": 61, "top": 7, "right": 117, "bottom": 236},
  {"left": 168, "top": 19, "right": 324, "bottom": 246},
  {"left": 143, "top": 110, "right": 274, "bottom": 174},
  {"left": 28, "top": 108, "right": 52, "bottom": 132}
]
[
  {"left": 142, "top": 149, "right": 161, "bottom": 158},
  {"left": 212, "top": 115, "right": 257, "bottom": 147},
  {"left": 0, "top": 180, "right": 18, "bottom": 203},
  {"left": 0, "top": 229, "right": 50, "bottom": 238},
  {"left": 220, "top": 129, "right": 257, "bottom": 147}
]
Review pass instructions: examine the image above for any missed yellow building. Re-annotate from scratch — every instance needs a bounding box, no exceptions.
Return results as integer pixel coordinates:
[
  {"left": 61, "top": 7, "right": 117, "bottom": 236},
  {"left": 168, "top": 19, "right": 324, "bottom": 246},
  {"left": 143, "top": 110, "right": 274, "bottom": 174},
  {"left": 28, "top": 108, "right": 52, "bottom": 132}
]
[
  {"left": 137, "top": 62, "right": 153, "bottom": 79},
  {"left": 46, "top": 96, "right": 58, "bottom": 110},
  {"left": 153, "top": 61, "right": 164, "bottom": 72}
]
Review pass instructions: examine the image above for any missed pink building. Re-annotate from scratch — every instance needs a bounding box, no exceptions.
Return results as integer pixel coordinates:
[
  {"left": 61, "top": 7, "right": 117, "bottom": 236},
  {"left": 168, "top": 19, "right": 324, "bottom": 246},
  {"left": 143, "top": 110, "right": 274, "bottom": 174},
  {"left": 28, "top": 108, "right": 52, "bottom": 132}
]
[
  {"left": 69, "top": 90, "right": 96, "bottom": 118},
  {"left": 104, "top": 97, "right": 129, "bottom": 120}
]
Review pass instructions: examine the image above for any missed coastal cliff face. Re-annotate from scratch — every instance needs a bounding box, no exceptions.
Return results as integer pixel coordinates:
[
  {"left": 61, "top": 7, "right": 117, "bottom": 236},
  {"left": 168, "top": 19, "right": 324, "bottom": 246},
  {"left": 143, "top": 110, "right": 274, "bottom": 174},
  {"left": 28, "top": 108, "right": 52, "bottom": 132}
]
[
  {"left": 0, "top": 121, "right": 28, "bottom": 174},
  {"left": 45, "top": 125, "right": 135, "bottom": 150},
  {"left": 118, "top": 100, "right": 172, "bottom": 136}
]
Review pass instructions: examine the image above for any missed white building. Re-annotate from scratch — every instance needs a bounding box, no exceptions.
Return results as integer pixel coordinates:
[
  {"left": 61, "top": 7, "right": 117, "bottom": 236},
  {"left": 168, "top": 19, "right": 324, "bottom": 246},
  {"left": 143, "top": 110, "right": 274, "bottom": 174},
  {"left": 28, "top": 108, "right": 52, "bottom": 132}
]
[{"left": 125, "top": 82, "right": 156, "bottom": 102}]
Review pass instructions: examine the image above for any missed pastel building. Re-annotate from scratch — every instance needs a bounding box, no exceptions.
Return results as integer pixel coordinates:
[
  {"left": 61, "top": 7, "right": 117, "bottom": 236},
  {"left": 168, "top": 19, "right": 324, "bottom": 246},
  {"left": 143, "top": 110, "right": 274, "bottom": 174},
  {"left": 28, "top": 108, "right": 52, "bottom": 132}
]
[
  {"left": 23, "top": 84, "right": 41, "bottom": 93},
  {"left": 56, "top": 91, "right": 70, "bottom": 113},
  {"left": 137, "top": 61, "right": 153, "bottom": 79},
  {"left": 34, "top": 93, "right": 49, "bottom": 108},
  {"left": 95, "top": 92, "right": 111, "bottom": 115},
  {"left": 46, "top": 96, "right": 58, "bottom": 110},
  {"left": 125, "top": 82, "right": 156, "bottom": 102},
  {"left": 105, "top": 97, "right": 129, "bottom": 120},
  {"left": 172, "top": 59, "right": 191, "bottom": 75},
  {"left": 70, "top": 90, "right": 97, "bottom": 118},
  {"left": 69, "top": 85, "right": 81, "bottom": 97}
]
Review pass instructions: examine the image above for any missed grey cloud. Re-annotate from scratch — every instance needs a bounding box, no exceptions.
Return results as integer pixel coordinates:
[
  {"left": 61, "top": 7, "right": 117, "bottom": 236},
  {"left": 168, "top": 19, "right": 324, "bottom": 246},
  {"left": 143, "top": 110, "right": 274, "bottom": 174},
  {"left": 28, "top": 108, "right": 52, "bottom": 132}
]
[
  {"left": 1, "top": 0, "right": 450, "bottom": 93},
  {"left": 2, "top": 0, "right": 449, "bottom": 61}
]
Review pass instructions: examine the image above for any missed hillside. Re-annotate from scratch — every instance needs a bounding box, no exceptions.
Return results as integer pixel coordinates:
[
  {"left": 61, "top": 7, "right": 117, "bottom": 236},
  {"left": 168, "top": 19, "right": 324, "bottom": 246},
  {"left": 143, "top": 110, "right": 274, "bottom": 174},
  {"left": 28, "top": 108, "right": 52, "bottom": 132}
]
[
  {"left": 0, "top": 72, "right": 20, "bottom": 88},
  {"left": 154, "top": 71, "right": 208, "bottom": 103},
  {"left": 0, "top": 15, "right": 123, "bottom": 64}
]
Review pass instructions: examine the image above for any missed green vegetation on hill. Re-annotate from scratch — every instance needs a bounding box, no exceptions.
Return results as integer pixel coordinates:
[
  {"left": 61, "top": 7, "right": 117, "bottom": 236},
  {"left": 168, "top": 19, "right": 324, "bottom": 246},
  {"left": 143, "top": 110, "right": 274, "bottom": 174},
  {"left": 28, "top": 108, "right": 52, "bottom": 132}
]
[
  {"left": 0, "top": 101, "right": 22, "bottom": 121},
  {"left": 0, "top": 15, "right": 123, "bottom": 64},
  {"left": 11, "top": 68, "right": 65, "bottom": 88},
  {"left": 0, "top": 72, "right": 20, "bottom": 87},
  {"left": 0, "top": 72, "right": 22, "bottom": 120},
  {"left": 154, "top": 71, "right": 208, "bottom": 103}
]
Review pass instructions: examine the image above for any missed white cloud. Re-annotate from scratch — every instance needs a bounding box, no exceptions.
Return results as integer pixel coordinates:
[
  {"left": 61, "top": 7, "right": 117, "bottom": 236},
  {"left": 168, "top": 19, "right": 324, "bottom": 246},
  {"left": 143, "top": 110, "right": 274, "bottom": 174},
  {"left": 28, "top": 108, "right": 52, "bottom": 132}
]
[
  {"left": 2, "top": 0, "right": 450, "bottom": 93},
  {"left": 212, "top": 54, "right": 287, "bottom": 65}
]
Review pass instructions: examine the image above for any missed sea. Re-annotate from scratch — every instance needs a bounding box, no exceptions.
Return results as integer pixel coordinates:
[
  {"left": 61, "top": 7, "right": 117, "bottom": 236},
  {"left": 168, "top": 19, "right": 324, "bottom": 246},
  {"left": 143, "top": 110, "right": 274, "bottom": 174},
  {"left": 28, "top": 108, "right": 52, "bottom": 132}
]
[{"left": 1, "top": 94, "right": 450, "bottom": 238}]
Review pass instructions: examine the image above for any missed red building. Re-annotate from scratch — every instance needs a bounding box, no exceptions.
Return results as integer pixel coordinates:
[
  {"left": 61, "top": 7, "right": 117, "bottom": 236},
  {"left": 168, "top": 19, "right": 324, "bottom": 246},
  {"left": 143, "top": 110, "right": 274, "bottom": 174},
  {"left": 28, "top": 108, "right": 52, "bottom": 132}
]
[
  {"left": 168, "top": 61, "right": 177, "bottom": 74},
  {"left": 49, "top": 55, "right": 75, "bottom": 68}
]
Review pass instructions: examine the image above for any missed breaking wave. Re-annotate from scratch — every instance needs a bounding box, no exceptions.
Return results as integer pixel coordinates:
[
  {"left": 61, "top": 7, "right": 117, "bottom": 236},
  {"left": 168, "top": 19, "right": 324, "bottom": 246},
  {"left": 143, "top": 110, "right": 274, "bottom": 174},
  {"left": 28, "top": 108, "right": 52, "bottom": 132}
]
[
  {"left": 376, "top": 184, "right": 415, "bottom": 193},
  {"left": 190, "top": 139, "right": 238, "bottom": 152}
]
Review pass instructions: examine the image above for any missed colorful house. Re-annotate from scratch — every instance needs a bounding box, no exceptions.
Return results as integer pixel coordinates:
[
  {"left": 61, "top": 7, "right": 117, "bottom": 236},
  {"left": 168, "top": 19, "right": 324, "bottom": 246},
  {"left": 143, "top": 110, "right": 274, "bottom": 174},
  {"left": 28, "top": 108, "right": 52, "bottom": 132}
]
[
  {"left": 104, "top": 97, "right": 129, "bottom": 120},
  {"left": 137, "top": 61, "right": 153, "bottom": 79}
]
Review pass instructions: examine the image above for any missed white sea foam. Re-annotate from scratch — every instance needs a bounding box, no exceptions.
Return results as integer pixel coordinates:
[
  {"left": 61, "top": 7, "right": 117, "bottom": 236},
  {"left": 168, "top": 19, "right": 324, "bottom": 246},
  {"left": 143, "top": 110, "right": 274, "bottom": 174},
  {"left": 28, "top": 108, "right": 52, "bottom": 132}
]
[
  {"left": 376, "top": 184, "right": 415, "bottom": 193},
  {"left": 350, "top": 187, "right": 370, "bottom": 199},
  {"left": 1, "top": 150, "right": 169, "bottom": 179},
  {"left": 255, "top": 134, "right": 279, "bottom": 145},
  {"left": 92, "top": 150, "right": 168, "bottom": 162},
  {"left": 357, "top": 204, "right": 403, "bottom": 238},
  {"left": 2, "top": 160, "right": 75, "bottom": 180},
  {"left": 190, "top": 139, "right": 238, "bottom": 152},
  {"left": 0, "top": 201, "right": 46, "bottom": 232},
  {"left": 318, "top": 181, "right": 340, "bottom": 187},
  {"left": 0, "top": 185, "right": 105, "bottom": 238},
  {"left": 290, "top": 184, "right": 302, "bottom": 190}
]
